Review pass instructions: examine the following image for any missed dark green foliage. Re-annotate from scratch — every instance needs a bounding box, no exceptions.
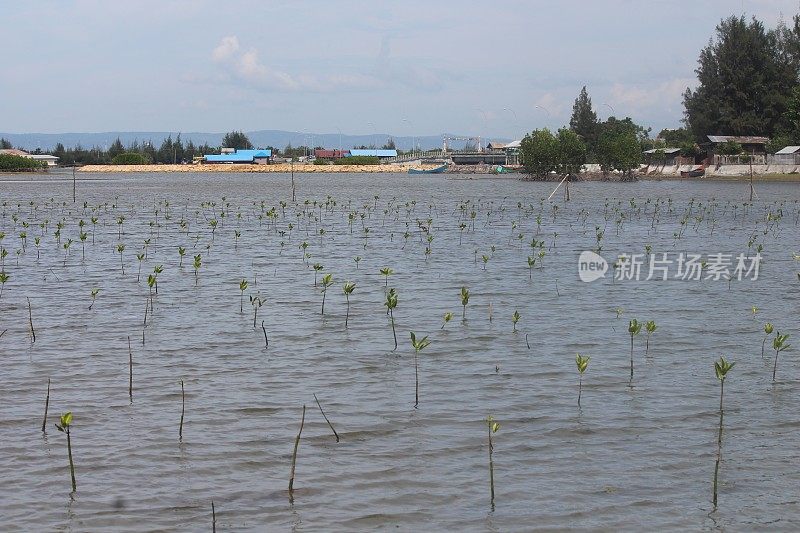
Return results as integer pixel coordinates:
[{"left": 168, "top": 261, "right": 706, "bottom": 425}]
[
  {"left": 658, "top": 128, "right": 694, "bottom": 146},
  {"left": 334, "top": 156, "right": 379, "bottom": 165},
  {"left": 569, "top": 86, "right": 598, "bottom": 147},
  {"left": 222, "top": 131, "right": 253, "bottom": 150},
  {"left": 520, "top": 128, "right": 588, "bottom": 178},
  {"left": 0, "top": 138, "right": 12, "bottom": 149},
  {"left": 683, "top": 15, "right": 796, "bottom": 141},
  {"left": 595, "top": 130, "right": 642, "bottom": 175},
  {"left": 0, "top": 153, "right": 47, "bottom": 171},
  {"left": 112, "top": 152, "right": 151, "bottom": 165}
]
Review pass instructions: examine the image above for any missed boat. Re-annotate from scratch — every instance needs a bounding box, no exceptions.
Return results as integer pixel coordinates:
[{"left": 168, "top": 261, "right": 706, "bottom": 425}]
[
  {"left": 680, "top": 165, "right": 705, "bottom": 178},
  {"left": 408, "top": 164, "right": 447, "bottom": 175}
]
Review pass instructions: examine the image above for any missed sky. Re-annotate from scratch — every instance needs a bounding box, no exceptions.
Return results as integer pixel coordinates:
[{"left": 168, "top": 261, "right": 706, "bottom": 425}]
[{"left": 0, "top": 0, "right": 797, "bottom": 139}]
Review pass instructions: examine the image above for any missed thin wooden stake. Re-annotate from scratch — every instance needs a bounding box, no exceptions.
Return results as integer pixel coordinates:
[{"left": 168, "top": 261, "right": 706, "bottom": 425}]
[
  {"left": 41, "top": 378, "right": 50, "bottom": 432},
  {"left": 27, "top": 297, "right": 35, "bottom": 342},
  {"left": 128, "top": 336, "right": 133, "bottom": 403},
  {"left": 212, "top": 500, "right": 216, "bottom": 533},
  {"left": 288, "top": 404, "right": 306, "bottom": 495},
  {"left": 179, "top": 380, "right": 185, "bottom": 442},
  {"left": 313, "top": 394, "right": 339, "bottom": 442},
  {"left": 261, "top": 320, "right": 269, "bottom": 348}
]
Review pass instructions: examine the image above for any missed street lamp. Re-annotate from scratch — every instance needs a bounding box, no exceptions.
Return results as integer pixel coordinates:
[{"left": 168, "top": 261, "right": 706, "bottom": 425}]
[{"left": 503, "top": 107, "right": 518, "bottom": 140}]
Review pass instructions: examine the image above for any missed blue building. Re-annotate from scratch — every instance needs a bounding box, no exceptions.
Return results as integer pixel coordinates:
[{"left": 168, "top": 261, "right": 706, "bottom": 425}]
[{"left": 203, "top": 149, "right": 272, "bottom": 164}]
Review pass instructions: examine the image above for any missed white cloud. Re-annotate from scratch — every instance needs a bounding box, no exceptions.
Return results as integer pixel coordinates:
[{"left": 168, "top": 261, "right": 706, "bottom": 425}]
[
  {"left": 211, "top": 36, "right": 240, "bottom": 62},
  {"left": 609, "top": 78, "right": 697, "bottom": 113}
]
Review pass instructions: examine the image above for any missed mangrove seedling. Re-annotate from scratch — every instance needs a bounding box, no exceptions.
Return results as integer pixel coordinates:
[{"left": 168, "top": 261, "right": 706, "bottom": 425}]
[
  {"left": 762, "top": 322, "right": 773, "bottom": 358},
  {"left": 342, "top": 281, "right": 356, "bottom": 328},
  {"left": 482, "top": 254, "right": 489, "bottom": 270},
  {"left": 312, "top": 263, "right": 323, "bottom": 286},
  {"left": 712, "top": 356, "right": 735, "bottom": 509},
  {"left": 410, "top": 331, "right": 431, "bottom": 408},
  {"left": 628, "top": 319, "right": 642, "bottom": 380},
  {"left": 54, "top": 412, "right": 77, "bottom": 492},
  {"left": 193, "top": 254, "right": 201, "bottom": 285},
  {"left": 385, "top": 288, "right": 398, "bottom": 350},
  {"left": 380, "top": 267, "right": 394, "bottom": 287},
  {"left": 178, "top": 246, "right": 186, "bottom": 267},
  {"left": 485, "top": 415, "right": 500, "bottom": 510},
  {"left": 117, "top": 243, "right": 125, "bottom": 275},
  {"left": 460, "top": 287, "right": 470, "bottom": 320},
  {"left": 354, "top": 256, "right": 361, "bottom": 269},
  {"left": 512, "top": 310, "right": 520, "bottom": 332},
  {"left": 576, "top": 354, "right": 590, "bottom": 407},
  {"left": 645, "top": 320, "right": 657, "bottom": 355},
  {"left": 250, "top": 293, "right": 263, "bottom": 328},
  {"left": 0, "top": 271, "right": 8, "bottom": 298},
  {"left": 527, "top": 256, "right": 536, "bottom": 279},
  {"left": 239, "top": 279, "right": 249, "bottom": 313},
  {"left": 772, "top": 332, "right": 791, "bottom": 382},
  {"left": 441, "top": 311, "right": 453, "bottom": 330},
  {"left": 136, "top": 252, "right": 145, "bottom": 282},
  {"left": 88, "top": 288, "right": 99, "bottom": 310},
  {"left": 320, "top": 273, "right": 333, "bottom": 315}
]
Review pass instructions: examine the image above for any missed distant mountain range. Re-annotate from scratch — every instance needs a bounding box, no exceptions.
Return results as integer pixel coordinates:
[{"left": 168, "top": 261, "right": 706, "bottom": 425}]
[{"left": 0, "top": 130, "right": 511, "bottom": 152}]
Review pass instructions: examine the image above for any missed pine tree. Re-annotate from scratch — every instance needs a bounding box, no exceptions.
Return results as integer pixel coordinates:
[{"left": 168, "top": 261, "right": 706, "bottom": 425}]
[{"left": 569, "top": 86, "right": 598, "bottom": 148}]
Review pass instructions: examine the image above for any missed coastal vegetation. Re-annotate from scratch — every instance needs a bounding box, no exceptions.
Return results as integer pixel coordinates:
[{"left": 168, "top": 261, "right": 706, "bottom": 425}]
[{"left": 0, "top": 153, "right": 47, "bottom": 172}]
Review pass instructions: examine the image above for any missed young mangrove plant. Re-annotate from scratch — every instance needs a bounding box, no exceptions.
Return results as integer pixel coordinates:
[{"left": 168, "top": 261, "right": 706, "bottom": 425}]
[
  {"left": 380, "top": 267, "right": 393, "bottom": 287},
  {"left": 117, "top": 243, "right": 125, "bottom": 275},
  {"left": 0, "top": 271, "right": 8, "bottom": 299},
  {"left": 385, "top": 288, "right": 398, "bottom": 350},
  {"left": 512, "top": 310, "right": 520, "bottom": 332},
  {"left": 576, "top": 354, "right": 590, "bottom": 407},
  {"left": 320, "top": 273, "right": 333, "bottom": 315},
  {"left": 136, "top": 252, "right": 145, "bottom": 282},
  {"left": 54, "top": 412, "right": 77, "bottom": 492},
  {"left": 239, "top": 279, "right": 248, "bottom": 313},
  {"left": 460, "top": 287, "right": 470, "bottom": 320},
  {"left": 712, "top": 356, "right": 735, "bottom": 509},
  {"left": 193, "top": 254, "right": 201, "bottom": 286},
  {"left": 250, "top": 293, "right": 263, "bottom": 328},
  {"left": 772, "top": 332, "right": 791, "bottom": 382},
  {"left": 762, "top": 322, "right": 773, "bottom": 358},
  {"left": 441, "top": 311, "right": 453, "bottom": 330},
  {"left": 342, "top": 281, "right": 356, "bottom": 328},
  {"left": 485, "top": 415, "right": 500, "bottom": 510},
  {"left": 628, "top": 319, "right": 642, "bottom": 380},
  {"left": 88, "top": 288, "right": 99, "bottom": 310},
  {"left": 312, "top": 263, "right": 323, "bottom": 287},
  {"left": 527, "top": 256, "right": 536, "bottom": 279},
  {"left": 410, "top": 331, "right": 431, "bottom": 408},
  {"left": 178, "top": 246, "right": 186, "bottom": 267},
  {"left": 645, "top": 320, "right": 657, "bottom": 355}
]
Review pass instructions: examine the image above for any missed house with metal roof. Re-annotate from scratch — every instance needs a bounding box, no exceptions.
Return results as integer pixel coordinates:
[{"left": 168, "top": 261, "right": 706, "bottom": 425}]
[
  {"left": 643, "top": 147, "right": 681, "bottom": 166},
  {"left": 346, "top": 149, "right": 397, "bottom": 159},
  {"left": 771, "top": 145, "right": 800, "bottom": 165},
  {"left": 705, "top": 135, "right": 769, "bottom": 155},
  {"left": 203, "top": 149, "right": 272, "bottom": 164},
  {"left": 0, "top": 148, "right": 59, "bottom": 166}
]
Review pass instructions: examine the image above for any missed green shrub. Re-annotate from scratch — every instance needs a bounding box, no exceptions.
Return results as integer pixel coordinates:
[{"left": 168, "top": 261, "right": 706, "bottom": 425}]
[
  {"left": 716, "top": 140, "right": 743, "bottom": 155},
  {"left": 112, "top": 152, "right": 151, "bottom": 165},
  {"left": 0, "top": 153, "right": 47, "bottom": 171},
  {"left": 313, "top": 158, "right": 332, "bottom": 165},
  {"left": 334, "top": 156, "right": 379, "bottom": 165}
]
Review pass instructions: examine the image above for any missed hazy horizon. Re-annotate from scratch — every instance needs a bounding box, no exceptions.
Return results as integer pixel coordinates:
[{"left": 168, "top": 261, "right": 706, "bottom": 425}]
[{"left": 1, "top": 0, "right": 796, "bottom": 138}]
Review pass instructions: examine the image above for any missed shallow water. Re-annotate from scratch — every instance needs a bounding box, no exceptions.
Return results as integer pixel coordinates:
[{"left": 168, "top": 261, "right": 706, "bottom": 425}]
[{"left": 0, "top": 172, "right": 798, "bottom": 531}]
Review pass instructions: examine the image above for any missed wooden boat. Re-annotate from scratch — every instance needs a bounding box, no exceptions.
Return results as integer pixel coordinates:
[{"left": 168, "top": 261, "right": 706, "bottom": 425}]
[
  {"left": 408, "top": 164, "right": 447, "bottom": 175},
  {"left": 680, "top": 165, "right": 705, "bottom": 178}
]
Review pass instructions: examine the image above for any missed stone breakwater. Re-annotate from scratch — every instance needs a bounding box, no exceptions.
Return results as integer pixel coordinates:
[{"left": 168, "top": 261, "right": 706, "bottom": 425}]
[{"left": 79, "top": 163, "right": 419, "bottom": 173}]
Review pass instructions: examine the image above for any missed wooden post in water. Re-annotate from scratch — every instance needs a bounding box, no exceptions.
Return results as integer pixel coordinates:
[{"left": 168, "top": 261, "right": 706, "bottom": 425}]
[
  {"left": 179, "top": 380, "right": 185, "bottom": 442},
  {"left": 128, "top": 336, "right": 133, "bottom": 403},
  {"left": 288, "top": 404, "right": 306, "bottom": 497},
  {"left": 72, "top": 165, "right": 76, "bottom": 203},
  {"left": 291, "top": 161, "right": 296, "bottom": 203},
  {"left": 749, "top": 150, "right": 755, "bottom": 202},
  {"left": 27, "top": 297, "right": 35, "bottom": 343},
  {"left": 41, "top": 378, "right": 50, "bottom": 432}
]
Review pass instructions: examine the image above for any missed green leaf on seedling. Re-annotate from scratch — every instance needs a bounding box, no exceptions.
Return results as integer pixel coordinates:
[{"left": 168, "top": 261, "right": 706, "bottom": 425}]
[
  {"left": 714, "top": 357, "right": 735, "bottom": 381},
  {"left": 239, "top": 279, "right": 248, "bottom": 292},
  {"left": 645, "top": 320, "right": 657, "bottom": 334},
  {"left": 628, "top": 319, "right": 641, "bottom": 335},
  {"left": 576, "top": 353, "right": 590, "bottom": 374},
  {"left": 512, "top": 310, "right": 521, "bottom": 325},
  {"left": 485, "top": 415, "right": 500, "bottom": 433},
  {"left": 764, "top": 323, "right": 774, "bottom": 335}
]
